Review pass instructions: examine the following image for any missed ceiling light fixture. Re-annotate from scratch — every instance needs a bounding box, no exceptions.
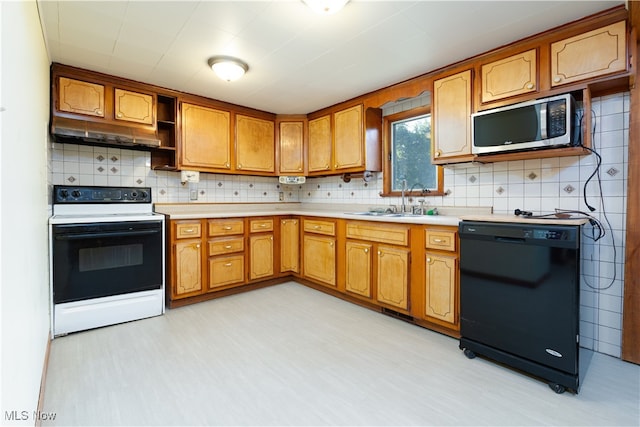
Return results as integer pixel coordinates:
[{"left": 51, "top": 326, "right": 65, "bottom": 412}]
[
  {"left": 303, "top": 0, "right": 350, "bottom": 15},
  {"left": 208, "top": 56, "right": 249, "bottom": 82}
]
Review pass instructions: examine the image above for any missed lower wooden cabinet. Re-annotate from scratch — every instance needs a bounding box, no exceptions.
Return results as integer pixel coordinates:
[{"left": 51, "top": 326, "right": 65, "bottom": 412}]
[
  {"left": 280, "top": 218, "right": 299, "bottom": 273},
  {"left": 345, "top": 241, "right": 372, "bottom": 297},
  {"left": 303, "top": 234, "right": 336, "bottom": 287},
  {"left": 174, "top": 239, "right": 203, "bottom": 297},
  {"left": 249, "top": 234, "right": 274, "bottom": 280},
  {"left": 209, "top": 255, "right": 244, "bottom": 289},
  {"left": 376, "top": 245, "right": 410, "bottom": 310},
  {"left": 425, "top": 253, "right": 457, "bottom": 324}
]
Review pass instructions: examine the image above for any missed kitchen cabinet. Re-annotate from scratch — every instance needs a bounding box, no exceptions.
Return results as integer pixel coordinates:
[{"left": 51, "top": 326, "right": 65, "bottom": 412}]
[
  {"left": 114, "top": 88, "right": 153, "bottom": 125},
  {"left": 345, "top": 221, "right": 411, "bottom": 310},
  {"left": 302, "top": 218, "right": 336, "bottom": 287},
  {"left": 179, "top": 102, "right": 231, "bottom": 171},
  {"left": 171, "top": 221, "right": 204, "bottom": 299},
  {"left": 432, "top": 69, "right": 473, "bottom": 163},
  {"left": 278, "top": 119, "right": 306, "bottom": 175},
  {"left": 308, "top": 115, "right": 332, "bottom": 173},
  {"left": 208, "top": 219, "right": 245, "bottom": 290},
  {"left": 308, "top": 104, "right": 382, "bottom": 176},
  {"left": 236, "top": 115, "right": 275, "bottom": 174},
  {"left": 481, "top": 49, "right": 537, "bottom": 103},
  {"left": 423, "top": 228, "right": 459, "bottom": 328},
  {"left": 280, "top": 218, "right": 300, "bottom": 273},
  {"left": 58, "top": 76, "right": 105, "bottom": 118},
  {"left": 151, "top": 95, "right": 178, "bottom": 170},
  {"left": 248, "top": 218, "right": 274, "bottom": 280},
  {"left": 551, "top": 20, "right": 627, "bottom": 87}
]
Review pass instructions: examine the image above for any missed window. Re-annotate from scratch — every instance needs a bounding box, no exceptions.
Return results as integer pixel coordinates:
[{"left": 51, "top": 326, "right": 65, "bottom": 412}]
[{"left": 383, "top": 107, "right": 444, "bottom": 196}]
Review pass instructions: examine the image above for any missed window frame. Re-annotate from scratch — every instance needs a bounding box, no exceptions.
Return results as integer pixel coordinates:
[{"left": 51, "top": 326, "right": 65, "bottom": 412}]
[{"left": 380, "top": 106, "right": 445, "bottom": 197}]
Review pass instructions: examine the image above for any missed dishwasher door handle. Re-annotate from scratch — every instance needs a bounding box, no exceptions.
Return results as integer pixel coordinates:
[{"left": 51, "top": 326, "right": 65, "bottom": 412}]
[{"left": 494, "top": 236, "right": 526, "bottom": 244}]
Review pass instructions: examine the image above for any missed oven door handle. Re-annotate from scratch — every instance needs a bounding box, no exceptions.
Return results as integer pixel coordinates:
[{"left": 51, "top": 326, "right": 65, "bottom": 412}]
[{"left": 55, "top": 229, "right": 160, "bottom": 240}]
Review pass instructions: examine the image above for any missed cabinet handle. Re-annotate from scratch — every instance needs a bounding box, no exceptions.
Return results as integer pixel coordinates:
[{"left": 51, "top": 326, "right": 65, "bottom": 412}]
[
  {"left": 314, "top": 225, "right": 321, "bottom": 229},
  {"left": 298, "top": 167, "right": 302, "bottom": 171},
  {"left": 427, "top": 257, "right": 431, "bottom": 262},
  {"left": 435, "top": 150, "right": 442, "bottom": 158},
  {"left": 434, "top": 238, "right": 443, "bottom": 243},
  {"left": 526, "top": 83, "right": 534, "bottom": 90},
  {"left": 335, "top": 164, "right": 339, "bottom": 168},
  {"left": 223, "top": 226, "right": 232, "bottom": 230},
  {"left": 225, "top": 163, "right": 230, "bottom": 168},
  {"left": 224, "top": 262, "right": 232, "bottom": 267},
  {"left": 196, "top": 244, "right": 200, "bottom": 248},
  {"left": 270, "top": 236, "right": 273, "bottom": 241},
  {"left": 259, "top": 224, "right": 267, "bottom": 228},
  {"left": 553, "top": 76, "right": 562, "bottom": 83},
  {"left": 364, "top": 248, "right": 369, "bottom": 253},
  {"left": 224, "top": 245, "right": 232, "bottom": 249},
  {"left": 184, "top": 228, "right": 195, "bottom": 233},
  {"left": 238, "top": 163, "right": 242, "bottom": 169},
  {"left": 330, "top": 242, "right": 334, "bottom": 247},
  {"left": 95, "top": 109, "right": 103, "bottom": 115},
  {"left": 325, "top": 164, "right": 330, "bottom": 170},
  {"left": 117, "top": 112, "right": 123, "bottom": 118}
]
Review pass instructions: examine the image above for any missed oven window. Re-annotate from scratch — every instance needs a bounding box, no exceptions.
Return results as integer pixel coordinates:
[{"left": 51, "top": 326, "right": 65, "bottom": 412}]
[{"left": 79, "top": 244, "right": 143, "bottom": 272}]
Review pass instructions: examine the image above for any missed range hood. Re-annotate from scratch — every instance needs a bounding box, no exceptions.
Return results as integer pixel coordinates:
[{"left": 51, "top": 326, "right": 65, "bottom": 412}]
[{"left": 51, "top": 116, "right": 161, "bottom": 150}]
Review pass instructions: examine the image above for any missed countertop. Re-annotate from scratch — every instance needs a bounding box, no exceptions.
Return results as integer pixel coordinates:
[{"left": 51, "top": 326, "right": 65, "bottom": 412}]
[{"left": 153, "top": 203, "right": 589, "bottom": 227}]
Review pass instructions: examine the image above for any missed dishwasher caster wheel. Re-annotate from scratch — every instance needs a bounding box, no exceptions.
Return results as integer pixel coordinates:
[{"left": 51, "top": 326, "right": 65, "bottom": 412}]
[
  {"left": 549, "top": 383, "right": 566, "bottom": 394},
  {"left": 463, "top": 349, "right": 476, "bottom": 359}
]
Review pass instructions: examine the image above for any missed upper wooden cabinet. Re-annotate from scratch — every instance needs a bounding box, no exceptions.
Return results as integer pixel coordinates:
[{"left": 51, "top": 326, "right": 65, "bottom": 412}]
[
  {"left": 481, "top": 49, "right": 537, "bottom": 103},
  {"left": 278, "top": 119, "right": 306, "bottom": 175},
  {"left": 550, "top": 20, "right": 627, "bottom": 87},
  {"left": 308, "top": 104, "right": 382, "bottom": 176},
  {"left": 236, "top": 115, "right": 275, "bottom": 174},
  {"left": 308, "top": 115, "right": 332, "bottom": 173},
  {"left": 179, "top": 102, "right": 231, "bottom": 172},
  {"left": 114, "top": 88, "right": 153, "bottom": 125},
  {"left": 432, "top": 70, "right": 474, "bottom": 163},
  {"left": 58, "top": 77, "right": 105, "bottom": 118}
]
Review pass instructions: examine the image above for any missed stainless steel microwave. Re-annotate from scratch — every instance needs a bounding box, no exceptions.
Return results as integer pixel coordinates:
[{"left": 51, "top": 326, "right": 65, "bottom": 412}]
[{"left": 472, "top": 93, "right": 578, "bottom": 155}]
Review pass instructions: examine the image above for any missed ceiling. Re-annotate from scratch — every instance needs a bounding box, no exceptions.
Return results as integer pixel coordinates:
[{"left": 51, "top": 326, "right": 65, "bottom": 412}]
[{"left": 37, "top": 0, "right": 624, "bottom": 115}]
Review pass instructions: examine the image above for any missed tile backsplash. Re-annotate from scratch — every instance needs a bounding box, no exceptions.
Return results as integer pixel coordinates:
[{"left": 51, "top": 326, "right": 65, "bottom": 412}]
[{"left": 49, "top": 92, "right": 629, "bottom": 358}]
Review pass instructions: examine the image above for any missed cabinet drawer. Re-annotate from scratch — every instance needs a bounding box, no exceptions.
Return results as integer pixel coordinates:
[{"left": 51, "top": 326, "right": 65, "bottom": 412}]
[
  {"left": 303, "top": 219, "right": 336, "bottom": 236},
  {"left": 346, "top": 222, "right": 409, "bottom": 246},
  {"left": 208, "top": 237, "right": 244, "bottom": 256},
  {"left": 209, "top": 255, "right": 245, "bottom": 289},
  {"left": 208, "top": 219, "right": 244, "bottom": 236},
  {"left": 425, "top": 229, "right": 457, "bottom": 252},
  {"left": 175, "top": 222, "right": 202, "bottom": 239},
  {"left": 249, "top": 218, "right": 274, "bottom": 233}
]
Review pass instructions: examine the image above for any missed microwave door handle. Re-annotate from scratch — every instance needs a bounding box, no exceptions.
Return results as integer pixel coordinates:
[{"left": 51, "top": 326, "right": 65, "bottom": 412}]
[{"left": 540, "top": 103, "right": 548, "bottom": 139}]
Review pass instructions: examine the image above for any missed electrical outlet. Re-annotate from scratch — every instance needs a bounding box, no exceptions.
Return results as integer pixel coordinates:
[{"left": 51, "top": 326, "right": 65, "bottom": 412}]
[
  {"left": 279, "top": 192, "right": 284, "bottom": 202},
  {"left": 190, "top": 190, "right": 198, "bottom": 200}
]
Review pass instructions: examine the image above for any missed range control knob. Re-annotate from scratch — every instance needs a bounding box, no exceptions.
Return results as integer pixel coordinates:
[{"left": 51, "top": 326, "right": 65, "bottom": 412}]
[
  {"left": 140, "top": 191, "right": 149, "bottom": 199},
  {"left": 131, "top": 191, "right": 138, "bottom": 198},
  {"left": 59, "top": 189, "right": 69, "bottom": 199},
  {"left": 71, "top": 190, "right": 81, "bottom": 198}
]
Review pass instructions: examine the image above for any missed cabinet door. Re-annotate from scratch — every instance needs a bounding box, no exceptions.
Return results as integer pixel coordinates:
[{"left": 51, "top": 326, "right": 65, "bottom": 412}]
[
  {"left": 114, "top": 88, "right": 154, "bottom": 125},
  {"left": 180, "top": 103, "right": 231, "bottom": 170},
  {"left": 345, "top": 241, "right": 372, "bottom": 297},
  {"left": 334, "top": 104, "right": 363, "bottom": 170},
  {"left": 303, "top": 234, "right": 336, "bottom": 286},
  {"left": 209, "top": 255, "right": 245, "bottom": 289},
  {"left": 236, "top": 115, "right": 275, "bottom": 173},
  {"left": 481, "top": 49, "right": 537, "bottom": 103},
  {"left": 249, "top": 234, "right": 274, "bottom": 280},
  {"left": 551, "top": 21, "right": 626, "bottom": 87},
  {"left": 281, "top": 219, "right": 299, "bottom": 273},
  {"left": 58, "top": 76, "right": 105, "bottom": 118},
  {"left": 376, "top": 246, "right": 409, "bottom": 310},
  {"left": 279, "top": 121, "right": 305, "bottom": 175},
  {"left": 308, "top": 115, "right": 332, "bottom": 173},
  {"left": 432, "top": 70, "right": 472, "bottom": 161},
  {"left": 174, "top": 240, "right": 202, "bottom": 298},
  {"left": 425, "top": 253, "right": 457, "bottom": 325}
]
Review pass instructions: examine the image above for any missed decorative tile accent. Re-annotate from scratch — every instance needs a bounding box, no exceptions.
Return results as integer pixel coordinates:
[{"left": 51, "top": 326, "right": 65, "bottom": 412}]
[
  {"left": 317, "top": 184, "right": 321, "bottom": 189},
  {"left": 327, "top": 192, "right": 331, "bottom": 197},
  {"left": 97, "top": 166, "right": 104, "bottom": 172},
  {"left": 338, "top": 183, "right": 343, "bottom": 188},
  {"left": 96, "top": 155, "right": 105, "bottom": 162},
  {"left": 67, "top": 176, "right": 76, "bottom": 183},
  {"left": 364, "top": 183, "right": 368, "bottom": 187},
  {"left": 159, "top": 189, "right": 166, "bottom": 195},
  {"left": 136, "top": 179, "right": 143, "bottom": 184},
  {"left": 249, "top": 184, "right": 254, "bottom": 188},
  {"left": 110, "top": 167, "right": 118, "bottom": 173},
  {"left": 200, "top": 190, "right": 206, "bottom": 195},
  {"left": 563, "top": 184, "right": 576, "bottom": 194},
  {"left": 468, "top": 175, "right": 477, "bottom": 183},
  {"left": 263, "top": 192, "right": 268, "bottom": 196},
  {"left": 234, "top": 191, "right": 239, "bottom": 196},
  {"left": 528, "top": 172, "right": 538, "bottom": 181},
  {"left": 496, "top": 186, "right": 504, "bottom": 195},
  {"left": 607, "top": 167, "right": 620, "bottom": 177},
  {"left": 110, "top": 156, "right": 118, "bottom": 162},
  {"left": 217, "top": 182, "right": 223, "bottom": 187}
]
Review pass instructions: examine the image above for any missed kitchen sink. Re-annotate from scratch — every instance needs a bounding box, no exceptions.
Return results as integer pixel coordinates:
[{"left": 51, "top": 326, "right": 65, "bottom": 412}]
[{"left": 346, "top": 211, "right": 424, "bottom": 217}]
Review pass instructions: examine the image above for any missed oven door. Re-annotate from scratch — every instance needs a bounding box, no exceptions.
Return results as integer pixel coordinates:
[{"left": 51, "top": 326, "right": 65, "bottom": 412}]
[{"left": 52, "top": 220, "right": 163, "bottom": 304}]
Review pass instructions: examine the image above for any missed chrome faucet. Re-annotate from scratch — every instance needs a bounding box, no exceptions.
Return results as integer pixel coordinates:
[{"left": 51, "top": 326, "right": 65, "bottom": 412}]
[{"left": 401, "top": 179, "right": 407, "bottom": 213}]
